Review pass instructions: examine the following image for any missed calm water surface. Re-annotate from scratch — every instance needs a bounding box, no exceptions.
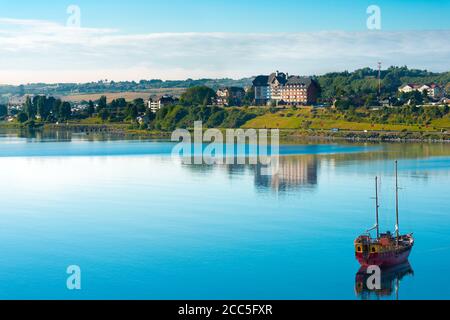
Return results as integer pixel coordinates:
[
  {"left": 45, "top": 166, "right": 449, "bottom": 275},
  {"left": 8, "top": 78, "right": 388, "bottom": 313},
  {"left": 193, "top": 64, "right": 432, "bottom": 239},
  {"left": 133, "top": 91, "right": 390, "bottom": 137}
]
[{"left": 0, "top": 130, "right": 449, "bottom": 299}]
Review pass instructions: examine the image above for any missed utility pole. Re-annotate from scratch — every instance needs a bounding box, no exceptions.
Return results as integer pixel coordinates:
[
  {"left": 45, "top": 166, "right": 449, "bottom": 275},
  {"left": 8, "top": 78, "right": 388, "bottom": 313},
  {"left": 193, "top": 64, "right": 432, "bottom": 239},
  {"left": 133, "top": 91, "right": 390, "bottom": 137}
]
[
  {"left": 377, "top": 62, "right": 382, "bottom": 97},
  {"left": 375, "top": 176, "right": 380, "bottom": 238},
  {"left": 395, "top": 161, "right": 400, "bottom": 244}
]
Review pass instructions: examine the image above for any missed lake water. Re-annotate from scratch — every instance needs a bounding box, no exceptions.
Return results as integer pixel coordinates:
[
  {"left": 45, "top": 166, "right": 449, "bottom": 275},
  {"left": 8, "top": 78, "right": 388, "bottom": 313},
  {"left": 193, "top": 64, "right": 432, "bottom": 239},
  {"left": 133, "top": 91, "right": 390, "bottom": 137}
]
[{"left": 0, "top": 129, "right": 449, "bottom": 300}]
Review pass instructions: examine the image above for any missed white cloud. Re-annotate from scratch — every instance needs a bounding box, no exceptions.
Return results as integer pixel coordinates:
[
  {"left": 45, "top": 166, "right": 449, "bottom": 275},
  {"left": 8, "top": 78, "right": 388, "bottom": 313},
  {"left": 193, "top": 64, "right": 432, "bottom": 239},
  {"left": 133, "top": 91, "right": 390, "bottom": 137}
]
[{"left": 0, "top": 17, "right": 449, "bottom": 84}]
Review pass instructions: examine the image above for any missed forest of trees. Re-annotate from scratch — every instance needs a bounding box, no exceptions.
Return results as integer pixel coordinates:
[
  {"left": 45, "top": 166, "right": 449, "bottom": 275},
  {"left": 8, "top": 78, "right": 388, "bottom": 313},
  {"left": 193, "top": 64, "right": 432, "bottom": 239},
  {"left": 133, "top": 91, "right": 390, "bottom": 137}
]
[
  {"left": 17, "top": 96, "right": 72, "bottom": 124},
  {"left": 150, "top": 105, "right": 259, "bottom": 131},
  {"left": 5, "top": 86, "right": 262, "bottom": 131},
  {"left": 316, "top": 66, "right": 450, "bottom": 109},
  {"left": 2, "top": 66, "right": 449, "bottom": 131},
  {"left": 0, "top": 78, "right": 253, "bottom": 98},
  {"left": 2, "top": 66, "right": 447, "bottom": 100},
  {"left": 334, "top": 104, "right": 450, "bottom": 127},
  {"left": 13, "top": 95, "right": 151, "bottom": 126}
]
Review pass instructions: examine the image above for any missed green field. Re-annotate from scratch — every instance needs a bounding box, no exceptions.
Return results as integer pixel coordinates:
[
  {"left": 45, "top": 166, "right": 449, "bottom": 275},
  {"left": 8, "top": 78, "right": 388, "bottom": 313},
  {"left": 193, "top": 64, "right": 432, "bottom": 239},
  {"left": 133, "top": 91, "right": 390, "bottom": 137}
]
[{"left": 242, "top": 108, "right": 450, "bottom": 132}]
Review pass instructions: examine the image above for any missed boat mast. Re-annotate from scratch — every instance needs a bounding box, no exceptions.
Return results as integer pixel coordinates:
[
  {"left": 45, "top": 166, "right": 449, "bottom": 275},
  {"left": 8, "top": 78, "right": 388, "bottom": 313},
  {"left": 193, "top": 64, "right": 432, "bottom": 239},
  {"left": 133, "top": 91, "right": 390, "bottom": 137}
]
[
  {"left": 375, "top": 176, "right": 380, "bottom": 238},
  {"left": 395, "top": 161, "right": 400, "bottom": 242}
]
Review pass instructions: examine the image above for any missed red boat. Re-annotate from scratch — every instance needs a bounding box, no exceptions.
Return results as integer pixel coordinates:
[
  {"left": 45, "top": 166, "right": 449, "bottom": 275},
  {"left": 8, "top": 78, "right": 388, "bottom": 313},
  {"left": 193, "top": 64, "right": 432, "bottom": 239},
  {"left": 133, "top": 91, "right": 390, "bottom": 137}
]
[{"left": 354, "top": 161, "right": 414, "bottom": 267}]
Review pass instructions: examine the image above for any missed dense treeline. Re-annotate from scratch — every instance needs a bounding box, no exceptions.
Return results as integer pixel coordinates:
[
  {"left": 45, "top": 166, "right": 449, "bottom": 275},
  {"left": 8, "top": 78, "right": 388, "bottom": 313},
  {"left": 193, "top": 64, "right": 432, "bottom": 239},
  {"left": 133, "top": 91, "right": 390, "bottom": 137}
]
[
  {"left": 4, "top": 75, "right": 449, "bottom": 132},
  {"left": 10, "top": 88, "right": 259, "bottom": 130},
  {"left": 316, "top": 67, "right": 449, "bottom": 112},
  {"left": 150, "top": 105, "right": 260, "bottom": 131},
  {"left": 145, "top": 86, "right": 258, "bottom": 130},
  {"left": 0, "top": 104, "right": 7, "bottom": 119},
  {"left": 1, "top": 66, "right": 447, "bottom": 103},
  {"left": 0, "top": 78, "right": 253, "bottom": 98},
  {"left": 14, "top": 95, "right": 151, "bottom": 126},
  {"left": 335, "top": 105, "right": 450, "bottom": 127},
  {"left": 95, "top": 96, "right": 149, "bottom": 122},
  {"left": 316, "top": 66, "right": 450, "bottom": 101},
  {"left": 17, "top": 96, "right": 72, "bottom": 125}
]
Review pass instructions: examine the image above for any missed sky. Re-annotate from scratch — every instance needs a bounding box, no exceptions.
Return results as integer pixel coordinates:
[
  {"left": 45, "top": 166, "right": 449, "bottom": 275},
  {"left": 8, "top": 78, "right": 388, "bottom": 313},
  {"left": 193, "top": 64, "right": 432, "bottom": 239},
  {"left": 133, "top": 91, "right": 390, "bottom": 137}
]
[{"left": 0, "top": 0, "right": 449, "bottom": 84}]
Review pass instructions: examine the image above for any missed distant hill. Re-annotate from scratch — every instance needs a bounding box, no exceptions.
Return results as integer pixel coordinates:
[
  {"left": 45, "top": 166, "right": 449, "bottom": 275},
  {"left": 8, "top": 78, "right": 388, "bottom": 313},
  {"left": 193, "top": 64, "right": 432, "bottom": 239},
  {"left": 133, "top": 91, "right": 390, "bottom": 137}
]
[
  {"left": 1, "top": 66, "right": 449, "bottom": 104},
  {"left": 0, "top": 78, "right": 254, "bottom": 100},
  {"left": 315, "top": 66, "right": 450, "bottom": 101}
]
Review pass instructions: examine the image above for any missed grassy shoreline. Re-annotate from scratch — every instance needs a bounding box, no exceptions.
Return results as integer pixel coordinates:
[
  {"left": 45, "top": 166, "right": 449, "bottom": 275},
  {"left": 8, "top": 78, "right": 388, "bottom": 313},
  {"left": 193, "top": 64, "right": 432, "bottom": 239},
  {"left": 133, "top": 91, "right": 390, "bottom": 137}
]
[{"left": 1, "top": 121, "right": 449, "bottom": 143}]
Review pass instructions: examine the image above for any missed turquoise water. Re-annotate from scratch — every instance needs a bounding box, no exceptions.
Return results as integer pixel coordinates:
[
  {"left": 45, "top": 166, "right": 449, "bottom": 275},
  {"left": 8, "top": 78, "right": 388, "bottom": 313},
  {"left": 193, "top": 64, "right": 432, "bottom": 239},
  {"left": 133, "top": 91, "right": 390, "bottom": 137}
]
[{"left": 0, "top": 130, "right": 449, "bottom": 300}]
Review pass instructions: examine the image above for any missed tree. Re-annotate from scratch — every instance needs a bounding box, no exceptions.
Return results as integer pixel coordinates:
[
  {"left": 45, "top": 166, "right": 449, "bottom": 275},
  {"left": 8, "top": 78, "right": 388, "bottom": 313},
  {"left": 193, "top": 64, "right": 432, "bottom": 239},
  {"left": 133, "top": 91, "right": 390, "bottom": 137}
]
[
  {"left": 110, "top": 98, "right": 127, "bottom": 111},
  {"left": 206, "top": 110, "right": 226, "bottom": 127},
  {"left": 99, "top": 108, "right": 110, "bottom": 121},
  {"left": 24, "top": 96, "right": 37, "bottom": 119},
  {"left": 125, "top": 103, "right": 138, "bottom": 120},
  {"left": 364, "top": 94, "right": 378, "bottom": 107},
  {"left": 242, "top": 87, "right": 255, "bottom": 106},
  {"left": 133, "top": 98, "right": 146, "bottom": 113},
  {"left": 0, "top": 104, "right": 7, "bottom": 118},
  {"left": 60, "top": 102, "right": 72, "bottom": 120},
  {"left": 409, "top": 91, "right": 424, "bottom": 106},
  {"left": 53, "top": 99, "right": 63, "bottom": 119},
  {"left": 17, "top": 112, "right": 28, "bottom": 123},
  {"left": 87, "top": 100, "right": 95, "bottom": 117},
  {"left": 97, "top": 96, "right": 107, "bottom": 112},
  {"left": 180, "top": 86, "right": 216, "bottom": 106},
  {"left": 36, "top": 96, "right": 52, "bottom": 121},
  {"left": 443, "top": 104, "right": 449, "bottom": 115},
  {"left": 45, "top": 96, "right": 56, "bottom": 121},
  {"left": 334, "top": 98, "right": 354, "bottom": 110}
]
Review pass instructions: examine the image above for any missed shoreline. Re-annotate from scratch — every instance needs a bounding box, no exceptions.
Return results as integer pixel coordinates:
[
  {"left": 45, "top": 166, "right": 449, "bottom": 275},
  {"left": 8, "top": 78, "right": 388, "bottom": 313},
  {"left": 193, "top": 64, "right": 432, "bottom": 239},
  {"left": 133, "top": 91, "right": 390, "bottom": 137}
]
[{"left": 1, "top": 122, "right": 449, "bottom": 143}]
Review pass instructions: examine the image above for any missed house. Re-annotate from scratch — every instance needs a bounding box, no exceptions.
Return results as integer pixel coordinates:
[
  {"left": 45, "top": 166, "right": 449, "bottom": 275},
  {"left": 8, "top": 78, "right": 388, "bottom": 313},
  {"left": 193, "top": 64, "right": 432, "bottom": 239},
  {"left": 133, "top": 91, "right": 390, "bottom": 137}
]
[
  {"left": 252, "top": 71, "right": 319, "bottom": 106},
  {"left": 281, "top": 76, "right": 319, "bottom": 105},
  {"left": 216, "top": 87, "right": 246, "bottom": 106},
  {"left": 425, "top": 84, "right": 443, "bottom": 99},
  {"left": 398, "top": 83, "right": 443, "bottom": 99},
  {"left": 268, "top": 71, "right": 288, "bottom": 103},
  {"left": 252, "top": 71, "right": 288, "bottom": 105},
  {"left": 137, "top": 114, "right": 150, "bottom": 125},
  {"left": 148, "top": 95, "right": 178, "bottom": 113},
  {"left": 252, "top": 75, "right": 270, "bottom": 105},
  {"left": 398, "top": 84, "right": 422, "bottom": 94},
  {"left": 7, "top": 95, "right": 28, "bottom": 106}
]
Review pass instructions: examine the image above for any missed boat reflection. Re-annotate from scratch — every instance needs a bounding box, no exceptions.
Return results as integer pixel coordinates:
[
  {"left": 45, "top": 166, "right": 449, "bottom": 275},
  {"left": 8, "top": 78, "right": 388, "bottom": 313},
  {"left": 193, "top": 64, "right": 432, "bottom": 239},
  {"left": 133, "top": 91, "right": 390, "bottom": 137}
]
[{"left": 355, "top": 262, "right": 414, "bottom": 300}]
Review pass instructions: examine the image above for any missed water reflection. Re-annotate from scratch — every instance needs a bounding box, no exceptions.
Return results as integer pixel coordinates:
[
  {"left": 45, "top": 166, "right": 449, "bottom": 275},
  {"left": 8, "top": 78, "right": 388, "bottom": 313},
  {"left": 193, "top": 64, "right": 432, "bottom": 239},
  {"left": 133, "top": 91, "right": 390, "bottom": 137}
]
[
  {"left": 2, "top": 128, "right": 450, "bottom": 195},
  {"left": 177, "top": 155, "right": 320, "bottom": 193},
  {"left": 254, "top": 155, "right": 318, "bottom": 192},
  {"left": 355, "top": 262, "right": 414, "bottom": 300},
  {"left": 0, "top": 127, "right": 151, "bottom": 142}
]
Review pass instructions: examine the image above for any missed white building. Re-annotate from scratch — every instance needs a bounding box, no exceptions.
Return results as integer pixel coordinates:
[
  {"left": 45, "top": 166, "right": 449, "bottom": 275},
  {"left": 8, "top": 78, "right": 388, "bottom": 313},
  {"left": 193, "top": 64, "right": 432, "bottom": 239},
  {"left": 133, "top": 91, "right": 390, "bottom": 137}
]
[
  {"left": 399, "top": 83, "right": 443, "bottom": 99},
  {"left": 148, "top": 95, "right": 177, "bottom": 113}
]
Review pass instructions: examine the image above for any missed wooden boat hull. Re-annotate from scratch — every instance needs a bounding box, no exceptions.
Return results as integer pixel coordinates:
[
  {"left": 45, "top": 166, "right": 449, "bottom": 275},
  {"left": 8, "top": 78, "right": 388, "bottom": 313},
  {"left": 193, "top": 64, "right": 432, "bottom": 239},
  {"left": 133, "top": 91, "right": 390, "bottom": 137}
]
[{"left": 355, "top": 246, "right": 412, "bottom": 267}]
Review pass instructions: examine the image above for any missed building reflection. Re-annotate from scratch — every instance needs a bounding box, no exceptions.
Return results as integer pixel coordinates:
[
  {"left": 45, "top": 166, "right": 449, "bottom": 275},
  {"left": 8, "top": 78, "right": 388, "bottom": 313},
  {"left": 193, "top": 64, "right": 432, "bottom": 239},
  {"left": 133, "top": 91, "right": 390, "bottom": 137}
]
[
  {"left": 179, "top": 154, "right": 320, "bottom": 193},
  {"left": 355, "top": 262, "right": 414, "bottom": 300},
  {"left": 254, "top": 155, "right": 318, "bottom": 192}
]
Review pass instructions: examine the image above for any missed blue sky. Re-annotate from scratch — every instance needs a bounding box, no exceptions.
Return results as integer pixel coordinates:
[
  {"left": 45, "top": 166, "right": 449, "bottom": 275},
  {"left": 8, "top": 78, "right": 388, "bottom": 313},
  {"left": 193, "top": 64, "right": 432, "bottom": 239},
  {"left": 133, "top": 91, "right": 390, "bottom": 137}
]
[
  {"left": 0, "top": 0, "right": 449, "bottom": 84},
  {"left": 1, "top": 0, "right": 449, "bottom": 32}
]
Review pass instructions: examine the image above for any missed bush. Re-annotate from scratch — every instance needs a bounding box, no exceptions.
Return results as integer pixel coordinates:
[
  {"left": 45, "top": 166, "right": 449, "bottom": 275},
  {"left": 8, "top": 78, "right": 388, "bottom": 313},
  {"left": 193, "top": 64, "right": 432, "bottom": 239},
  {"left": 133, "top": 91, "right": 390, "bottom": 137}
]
[{"left": 17, "top": 112, "right": 28, "bottom": 123}]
